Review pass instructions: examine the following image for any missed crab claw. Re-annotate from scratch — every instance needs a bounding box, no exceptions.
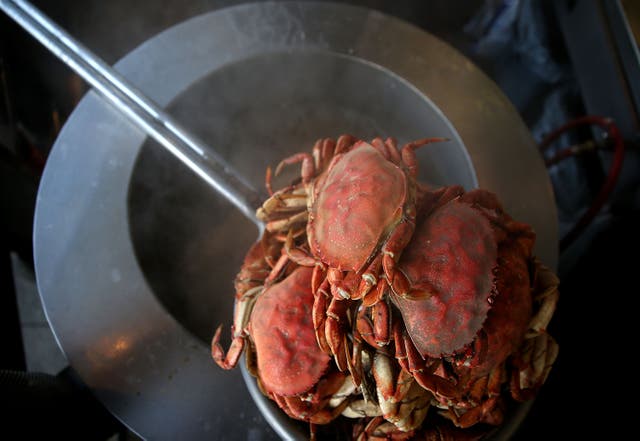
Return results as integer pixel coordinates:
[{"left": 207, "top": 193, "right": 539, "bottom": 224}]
[{"left": 211, "top": 325, "right": 245, "bottom": 370}]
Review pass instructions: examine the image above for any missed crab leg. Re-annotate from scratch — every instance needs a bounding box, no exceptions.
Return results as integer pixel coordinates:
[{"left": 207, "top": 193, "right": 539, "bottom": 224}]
[
  {"left": 327, "top": 268, "right": 360, "bottom": 300},
  {"left": 372, "top": 352, "right": 431, "bottom": 432},
  {"left": 388, "top": 271, "right": 442, "bottom": 300},
  {"left": 373, "top": 353, "right": 413, "bottom": 419},
  {"left": 486, "top": 364, "right": 506, "bottom": 398},
  {"left": 311, "top": 265, "right": 326, "bottom": 296},
  {"left": 346, "top": 337, "right": 364, "bottom": 387},
  {"left": 265, "top": 210, "right": 308, "bottom": 233},
  {"left": 257, "top": 185, "right": 308, "bottom": 221},
  {"left": 402, "top": 332, "right": 426, "bottom": 376},
  {"left": 356, "top": 416, "right": 415, "bottom": 441},
  {"left": 305, "top": 399, "right": 351, "bottom": 424},
  {"left": 265, "top": 166, "right": 275, "bottom": 196},
  {"left": 211, "top": 285, "right": 262, "bottom": 369},
  {"left": 510, "top": 332, "right": 559, "bottom": 402},
  {"left": 528, "top": 260, "right": 560, "bottom": 334},
  {"left": 261, "top": 191, "right": 308, "bottom": 211},
  {"left": 371, "top": 138, "right": 391, "bottom": 160},
  {"left": 312, "top": 137, "right": 338, "bottom": 171},
  {"left": 448, "top": 396, "right": 503, "bottom": 428},
  {"left": 400, "top": 137, "right": 448, "bottom": 178},
  {"left": 312, "top": 280, "right": 332, "bottom": 354},
  {"left": 356, "top": 417, "right": 399, "bottom": 441},
  {"left": 384, "top": 137, "right": 402, "bottom": 165},
  {"left": 381, "top": 219, "right": 416, "bottom": 295},
  {"left": 273, "top": 370, "right": 352, "bottom": 425},
  {"left": 356, "top": 305, "right": 379, "bottom": 349},
  {"left": 444, "top": 366, "right": 506, "bottom": 427},
  {"left": 372, "top": 299, "right": 391, "bottom": 346},
  {"left": 392, "top": 320, "right": 409, "bottom": 372},
  {"left": 272, "top": 227, "right": 305, "bottom": 243},
  {"left": 235, "top": 240, "right": 272, "bottom": 292},
  {"left": 211, "top": 326, "right": 245, "bottom": 370},
  {"left": 362, "top": 278, "right": 387, "bottom": 307},
  {"left": 334, "top": 134, "right": 357, "bottom": 154},
  {"left": 395, "top": 324, "right": 458, "bottom": 400},
  {"left": 283, "top": 229, "right": 316, "bottom": 266},
  {"left": 354, "top": 255, "right": 382, "bottom": 301},
  {"left": 326, "top": 297, "right": 352, "bottom": 371},
  {"left": 341, "top": 399, "right": 382, "bottom": 419},
  {"left": 264, "top": 252, "right": 289, "bottom": 285},
  {"left": 275, "top": 152, "right": 316, "bottom": 184},
  {"left": 392, "top": 381, "right": 432, "bottom": 432}
]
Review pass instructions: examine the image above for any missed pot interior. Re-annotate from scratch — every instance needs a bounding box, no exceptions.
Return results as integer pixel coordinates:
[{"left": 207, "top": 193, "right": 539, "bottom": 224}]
[{"left": 127, "top": 50, "right": 475, "bottom": 344}]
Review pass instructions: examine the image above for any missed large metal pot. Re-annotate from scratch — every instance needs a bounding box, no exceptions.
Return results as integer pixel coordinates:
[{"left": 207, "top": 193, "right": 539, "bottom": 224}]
[{"left": 33, "top": 2, "right": 557, "bottom": 439}]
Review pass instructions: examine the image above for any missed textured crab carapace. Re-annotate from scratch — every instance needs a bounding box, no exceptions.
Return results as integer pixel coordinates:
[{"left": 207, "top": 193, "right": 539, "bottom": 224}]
[
  {"left": 307, "top": 138, "right": 446, "bottom": 301},
  {"left": 309, "top": 141, "right": 409, "bottom": 274},
  {"left": 270, "top": 136, "right": 445, "bottom": 302},
  {"left": 390, "top": 186, "right": 500, "bottom": 359},
  {"left": 250, "top": 266, "right": 331, "bottom": 396},
  {"left": 212, "top": 246, "right": 353, "bottom": 424},
  {"left": 387, "top": 187, "right": 558, "bottom": 428}
]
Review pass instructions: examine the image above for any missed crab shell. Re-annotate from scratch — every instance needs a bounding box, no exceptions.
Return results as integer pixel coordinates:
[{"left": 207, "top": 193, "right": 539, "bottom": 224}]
[
  {"left": 467, "top": 219, "right": 535, "bottom": 377},
  {"left": 249, "top": 266, "right": 331, "bottom": 397},
  {"left": 391, "top": 188, "right": 534, "bottom": 369},
  {"left": 308, "top": 141, "right": 413, "bottom": 273}
]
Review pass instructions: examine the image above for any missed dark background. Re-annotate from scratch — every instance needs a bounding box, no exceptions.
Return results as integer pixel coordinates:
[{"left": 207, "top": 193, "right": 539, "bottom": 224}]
[{"left": 1, "top": 0, "right": 639, "bottom": 439}]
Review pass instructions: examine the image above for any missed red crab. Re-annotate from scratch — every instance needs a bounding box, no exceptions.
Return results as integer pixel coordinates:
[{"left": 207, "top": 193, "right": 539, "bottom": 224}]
[
  {"left": 390, "top": 186, "right": 505, "bottom": 361},
  {"left": 386, "top": 186, "right": 559, "bottom": 427},
  {"left": 280, "top": 135, "right": 445, "bottom": 301},
  {"left": 382, "top": 187, "right": 557, "bottom": 427},
  {"left": 212, "top": 255, "right": 353, "bottom": 424},
  {"left": 434, "top": 225, "right": 536, "bottom": 428},
  {"left": 436, "top": 260, "right": 559, "bottom": 429},
  {"left": 259, "top": 135, "right": 445, "bottom": 374},
  {"left": 390, "top": 186, "right": 530, "bottom": 367}
]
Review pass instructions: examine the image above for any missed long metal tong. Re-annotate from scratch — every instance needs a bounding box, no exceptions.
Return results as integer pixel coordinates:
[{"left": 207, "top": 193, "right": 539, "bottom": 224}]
[{"left": 0, "top": 0, "right": 263, "bottom": 226}]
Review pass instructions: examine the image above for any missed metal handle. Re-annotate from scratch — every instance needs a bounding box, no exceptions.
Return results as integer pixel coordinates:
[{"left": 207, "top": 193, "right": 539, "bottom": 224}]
[{"left": 0, "top": 0, "right": 264, "bottom": 226}]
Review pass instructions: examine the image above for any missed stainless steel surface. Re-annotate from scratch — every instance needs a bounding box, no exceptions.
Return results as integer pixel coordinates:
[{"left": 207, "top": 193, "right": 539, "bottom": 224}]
[
  {"left": 33, "top": 2, "right": 558, "bottom": 440},
  {"left": 1, "top": 0, "right": 263, "bottom": 224}
]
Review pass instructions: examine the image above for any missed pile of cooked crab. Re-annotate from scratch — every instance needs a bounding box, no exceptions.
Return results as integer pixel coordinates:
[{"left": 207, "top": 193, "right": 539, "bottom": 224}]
[{"left": 212, "top": 135, "right": 559, "bottom": 440}]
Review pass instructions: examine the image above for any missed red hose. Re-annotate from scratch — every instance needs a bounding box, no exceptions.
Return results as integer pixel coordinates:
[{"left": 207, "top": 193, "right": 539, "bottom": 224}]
[{"left": 539, "top": 115, "right": 625, "bottom": 251}]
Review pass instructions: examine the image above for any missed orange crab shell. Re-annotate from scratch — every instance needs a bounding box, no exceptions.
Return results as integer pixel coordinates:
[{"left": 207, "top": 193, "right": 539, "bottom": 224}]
[
  {"left": 308, "top": 142, "right": 409, "bottom": 272},
  {"left": 250, "top": 266, "right": 331, "bottom": 397},
  {"left": 465, "top": 220, "right": 535, "bottom": 377},
  {"left": 392, "top": 188, "right": 498, "bottom": 358}
]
